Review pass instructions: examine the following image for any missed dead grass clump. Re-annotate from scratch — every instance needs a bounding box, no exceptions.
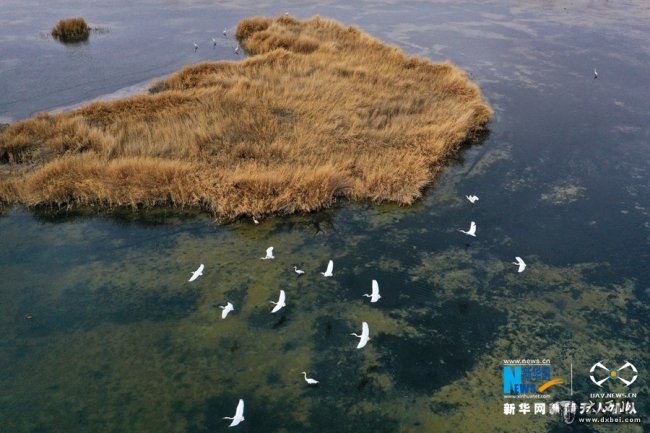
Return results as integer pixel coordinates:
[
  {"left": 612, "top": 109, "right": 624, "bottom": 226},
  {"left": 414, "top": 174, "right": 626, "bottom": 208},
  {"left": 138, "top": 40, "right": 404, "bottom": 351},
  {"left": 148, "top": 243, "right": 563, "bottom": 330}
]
[
  {"left": 0, "top": 15, "right": 492, "bottom": 221},
  {"left": 51, "top": 17, "right": 90, "bottom": 43},
  {"left": 23, "top": 155, "right": 201, "bottom": 209},
  {"left": 235, "top": 17, "right": 271, "bottom": 40},
  {"left": 0, "top": 113, "right": 111, "bottom": 163},
  {"left": 236, "top": 17, "right": 321, "bottom": 54}
]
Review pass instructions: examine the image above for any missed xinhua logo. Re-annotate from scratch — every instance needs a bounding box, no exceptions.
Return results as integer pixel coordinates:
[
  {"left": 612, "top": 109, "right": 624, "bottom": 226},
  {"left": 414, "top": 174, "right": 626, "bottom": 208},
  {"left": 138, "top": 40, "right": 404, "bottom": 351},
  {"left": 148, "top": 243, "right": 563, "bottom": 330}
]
[
  {"left": 503, "top": 363, "right": 563, "bottom": 395},
  {"left": 589, "top": 361, "right": 638, "bottom": 387}
]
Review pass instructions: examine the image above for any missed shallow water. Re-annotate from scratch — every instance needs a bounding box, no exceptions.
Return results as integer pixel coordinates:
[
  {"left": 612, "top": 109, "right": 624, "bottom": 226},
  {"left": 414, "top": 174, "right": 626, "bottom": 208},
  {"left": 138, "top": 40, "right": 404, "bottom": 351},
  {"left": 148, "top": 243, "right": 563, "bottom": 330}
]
[{"left": 1, "top": 1, "right": 649, "bottom": 432}]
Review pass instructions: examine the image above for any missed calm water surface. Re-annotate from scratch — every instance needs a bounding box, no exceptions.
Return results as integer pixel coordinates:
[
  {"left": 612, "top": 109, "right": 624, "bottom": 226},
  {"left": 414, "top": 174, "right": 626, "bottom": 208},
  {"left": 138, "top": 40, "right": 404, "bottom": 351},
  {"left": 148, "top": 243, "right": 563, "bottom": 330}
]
[{"left": 1, "top": 1, "right": 648, "bottom": 432}]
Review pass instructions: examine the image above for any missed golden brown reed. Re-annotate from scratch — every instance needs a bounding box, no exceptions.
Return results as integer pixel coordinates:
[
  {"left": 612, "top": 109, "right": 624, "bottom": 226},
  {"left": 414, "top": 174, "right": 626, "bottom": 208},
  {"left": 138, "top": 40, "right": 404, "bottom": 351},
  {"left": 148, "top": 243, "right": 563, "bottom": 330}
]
[
  {"left": 51, "top": 17, "right": 90, "bottom": 42},
  {"left": 0, "top": 16, "right": 492, "bottom": 220}
]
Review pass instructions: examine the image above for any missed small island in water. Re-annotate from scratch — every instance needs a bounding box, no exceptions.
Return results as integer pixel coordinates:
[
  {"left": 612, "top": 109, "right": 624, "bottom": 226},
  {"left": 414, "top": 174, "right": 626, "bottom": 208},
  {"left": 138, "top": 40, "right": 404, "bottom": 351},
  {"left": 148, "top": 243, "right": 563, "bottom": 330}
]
[
  {"left": 51, "top": 17, "right": 90, "bottom": 43},
  {"left": 0, "top": 15, "right": 492, "bottom": 221}
]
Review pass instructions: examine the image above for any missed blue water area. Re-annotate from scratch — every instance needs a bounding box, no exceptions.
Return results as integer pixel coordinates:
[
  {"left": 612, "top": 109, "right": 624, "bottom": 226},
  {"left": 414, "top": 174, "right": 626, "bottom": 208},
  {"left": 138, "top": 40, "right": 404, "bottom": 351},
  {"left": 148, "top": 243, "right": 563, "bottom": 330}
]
[{"left": 0, "top": 1, "right": 649, "bottom": 432}]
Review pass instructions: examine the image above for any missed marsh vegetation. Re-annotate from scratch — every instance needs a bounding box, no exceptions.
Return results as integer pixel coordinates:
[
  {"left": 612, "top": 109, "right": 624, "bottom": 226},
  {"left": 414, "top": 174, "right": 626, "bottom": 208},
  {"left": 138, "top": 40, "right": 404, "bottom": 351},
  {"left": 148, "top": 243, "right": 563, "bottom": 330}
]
[
  {"left": 1, "top": 16, "right": 491, "bottom": 221},
  {"left": 51, "top": 17, "right": 90, "bottom": 42}
]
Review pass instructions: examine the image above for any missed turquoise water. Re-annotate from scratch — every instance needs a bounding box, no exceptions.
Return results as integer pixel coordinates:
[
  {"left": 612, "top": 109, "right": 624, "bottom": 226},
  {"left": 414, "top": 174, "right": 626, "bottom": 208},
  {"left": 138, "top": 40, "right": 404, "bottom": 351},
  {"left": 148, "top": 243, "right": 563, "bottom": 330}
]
[{"left": 1, "top": 1, "right": 649, "bottom": 432}]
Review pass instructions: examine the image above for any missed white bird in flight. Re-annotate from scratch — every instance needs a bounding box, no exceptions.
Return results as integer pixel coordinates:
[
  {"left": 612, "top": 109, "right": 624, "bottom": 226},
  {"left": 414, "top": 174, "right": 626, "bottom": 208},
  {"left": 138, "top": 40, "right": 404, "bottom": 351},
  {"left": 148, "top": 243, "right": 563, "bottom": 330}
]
[
  {"left": 351, "top": 322, "right": 370, "bottom": 349},
  {"left": 220, "top": 302, "right": 234, "bottom": 319},
  {"left": 189, "top": 264, "right": 204, "bottom": 282},
  {"left": 363, "top": 280, "right": 381, "bottom": 303},
  {"left": 261, "top": 246, "right": 274, "bottom": 260},
  {"left": 223, "top": 399, "right": 245, "bottom": 427},
  {"left": 270, "top": 290, "right": 286, "bottom": 313},
  {"left": 512, "top": 256, "right": 527, "bottom": 273},
  {"left": 594, "top": 68, "right": 598, "bottom": 79},
  {"left": 320, "top": 260, "right": 334, "bottom": 277},
  {"left": 301, "top": 371, "right": 319, "bottom": 385},
  {"left": 293, "top": 266, "right": 305, "bottom": 275},
  {"left": 459, "top": 221, "right": 477, "bottom": 237},
  {"left": 466, "top": 194, "right": 479, "bottom": 203},
  {"left": 193, "top": 41, "right": 198, "bottom": 51}
]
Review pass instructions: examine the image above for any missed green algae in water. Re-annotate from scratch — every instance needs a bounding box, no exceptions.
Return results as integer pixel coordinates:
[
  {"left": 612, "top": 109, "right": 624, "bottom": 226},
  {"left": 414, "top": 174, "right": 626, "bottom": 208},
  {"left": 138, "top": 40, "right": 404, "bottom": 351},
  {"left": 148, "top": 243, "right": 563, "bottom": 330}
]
[
  {"left": 2, "top": 205, "right": 647, "bottom": 433},
  {"left": 2, "top": 0, "right": 650, "bottom": 431}
]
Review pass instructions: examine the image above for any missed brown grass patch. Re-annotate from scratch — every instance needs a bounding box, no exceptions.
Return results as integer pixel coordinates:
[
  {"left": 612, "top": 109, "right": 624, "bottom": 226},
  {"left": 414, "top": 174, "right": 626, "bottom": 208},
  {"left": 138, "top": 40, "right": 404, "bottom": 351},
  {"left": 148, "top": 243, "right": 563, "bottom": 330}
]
[
  {"left": 51, "top": 17, "right": 90, "bottom": 43},
  {"left": 1, "top": 16, "right": 492, "bottom": 221}
]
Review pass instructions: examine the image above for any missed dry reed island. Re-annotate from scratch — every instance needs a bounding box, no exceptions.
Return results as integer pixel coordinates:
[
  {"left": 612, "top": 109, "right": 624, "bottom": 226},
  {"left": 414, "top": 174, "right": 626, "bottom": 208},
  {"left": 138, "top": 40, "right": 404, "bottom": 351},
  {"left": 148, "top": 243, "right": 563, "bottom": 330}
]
[
  {"left": 0, "top": 16, "right": 492, "bottom": 221},
  {"left": 51, "top": 17, "right": 90, "bottom": 43}
]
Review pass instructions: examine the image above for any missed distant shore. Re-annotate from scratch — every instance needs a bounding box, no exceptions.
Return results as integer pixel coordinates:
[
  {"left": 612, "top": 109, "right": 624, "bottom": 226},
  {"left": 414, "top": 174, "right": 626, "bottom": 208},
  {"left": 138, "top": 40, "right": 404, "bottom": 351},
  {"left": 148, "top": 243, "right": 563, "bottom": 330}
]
[{"left": 0, "top": 15, "right": 492, "bottom": 222}]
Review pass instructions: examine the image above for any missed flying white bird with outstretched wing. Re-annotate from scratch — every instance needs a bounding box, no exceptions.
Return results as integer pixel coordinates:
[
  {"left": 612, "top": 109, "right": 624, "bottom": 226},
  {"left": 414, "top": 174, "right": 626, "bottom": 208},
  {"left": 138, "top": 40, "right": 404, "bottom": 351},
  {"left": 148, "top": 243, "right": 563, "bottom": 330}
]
[
  {"left": 459, "top": 221, "right": 477, "bottom": 237},
  {"left": 466, "top": 194, "right": 479, "bottom": 203},
  {"left": 189, "top": 264, "right": 204, "bottom": 282},
  {"left": 351, "top": 322, "right": 370, "bottom": 349},
  {"left": 320, "top": 260, "right": 334, "bottom": 277},
  {"left": 220, "top": 302, "right": 234, "bottom": 319},
  {"left": 512, "top": 257, "right": 527, "bottom": 273},
  {"left": 261, "top": 247, "right": 274, "bottom": 260},
  {"left": 270, "top": 290, "right": 286, "bottom": 313},
  {"left": 223, "top": 399, "right": 245, "bottom": 427},
  {"left": 363, "top": 280, "right": 381, "bottom": 303}
]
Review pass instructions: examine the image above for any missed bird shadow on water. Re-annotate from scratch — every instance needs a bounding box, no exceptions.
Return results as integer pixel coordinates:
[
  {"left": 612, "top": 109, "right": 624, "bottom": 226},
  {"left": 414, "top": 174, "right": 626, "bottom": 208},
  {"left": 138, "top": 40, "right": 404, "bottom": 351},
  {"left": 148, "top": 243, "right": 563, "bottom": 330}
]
[
  {"left": 25, "top": 205, "right": 209, "bottom": 227},
  {"left": 378, "top": 298, "right": 506, "bottom": 393},
  {"left": 295, "top": 315, "right": 402, "bottom": 432},
  {"left": 247, "top": 307, "right": 289, "bottom": 330},
  {"left": 309, "top": 399, "right": 399, "bottom": 433},
  {"left": 444, "top": 127, "right": 492, "bottom": 167},
  {"left": 311, "top": 315, "right": 384, "bottom": 394},
  {"left": 261, "top": 208, "right": 339, "bottom": 236},
  {"left": 15, "top": 283, "right": 201, "bottom": 339},
  {"left": 179, "top": 394, "right": 305, "bottom": 433}
]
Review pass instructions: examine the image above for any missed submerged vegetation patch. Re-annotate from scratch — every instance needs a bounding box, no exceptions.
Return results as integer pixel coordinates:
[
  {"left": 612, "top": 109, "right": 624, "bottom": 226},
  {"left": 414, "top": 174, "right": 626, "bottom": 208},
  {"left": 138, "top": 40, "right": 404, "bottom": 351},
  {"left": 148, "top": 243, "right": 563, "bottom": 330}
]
[
  {"left": 378, "top": 299, "right": 506, "bottom": 393},
  {"left": 0, "top": 15, "right": 492, "bottom": 221},
  {"left": 51, "top": 17, "right": 90, "bottom": 43}
]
